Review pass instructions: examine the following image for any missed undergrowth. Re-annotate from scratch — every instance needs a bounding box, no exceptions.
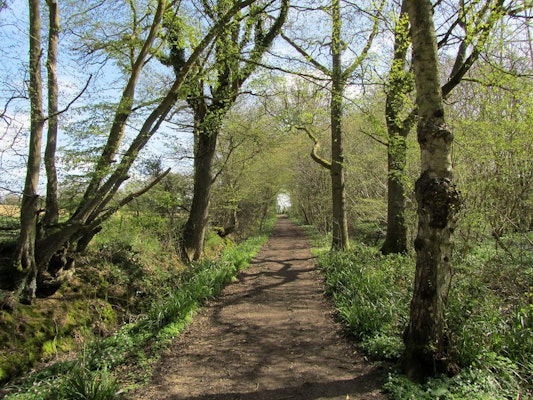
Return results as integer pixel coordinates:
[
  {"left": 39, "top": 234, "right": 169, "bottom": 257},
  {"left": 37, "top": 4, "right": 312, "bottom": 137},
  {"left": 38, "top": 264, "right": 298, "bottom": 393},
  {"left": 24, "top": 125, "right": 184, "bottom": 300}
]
[
  {"left": 0, "top": 225, "right": 270, "bottom": 399},
  {"left": 316, "top": 232, "right": 532, "bottom": 399}
]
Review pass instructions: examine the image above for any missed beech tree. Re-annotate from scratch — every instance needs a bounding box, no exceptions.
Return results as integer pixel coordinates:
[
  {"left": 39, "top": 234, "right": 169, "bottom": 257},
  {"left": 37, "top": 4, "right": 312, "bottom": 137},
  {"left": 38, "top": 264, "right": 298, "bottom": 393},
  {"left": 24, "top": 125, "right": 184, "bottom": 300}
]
[{"left": 9, "top": 0, "right": 260, "bottom": 305}]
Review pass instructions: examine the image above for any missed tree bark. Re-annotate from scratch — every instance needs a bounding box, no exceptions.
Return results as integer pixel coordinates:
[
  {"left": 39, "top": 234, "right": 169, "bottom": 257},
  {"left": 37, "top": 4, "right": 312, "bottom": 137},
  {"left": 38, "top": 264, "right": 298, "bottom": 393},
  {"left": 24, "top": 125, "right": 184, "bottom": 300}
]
[
  {"left": 182, "top": 109, "right": 220, "bottom": 261},
  {"left": 381, "top": 136, "right": 408, "bottom": 254},
  {"left": 381, "top": 0, "right": 505, "bottom": 255},
  {"left": 15, "top": 0, "right": 45, "bottom": 304},
  {"left": 381, "top": 6, "right": 413, "bottom": 255},
  {"left": 402, "top": 0, "right": 461, "bottom": 381},
  {"left": 330, "top": 0, "right": 349, "bottom": 250},
  {"left": 43, "top": 0, "right": 60, "bottom": 229}
]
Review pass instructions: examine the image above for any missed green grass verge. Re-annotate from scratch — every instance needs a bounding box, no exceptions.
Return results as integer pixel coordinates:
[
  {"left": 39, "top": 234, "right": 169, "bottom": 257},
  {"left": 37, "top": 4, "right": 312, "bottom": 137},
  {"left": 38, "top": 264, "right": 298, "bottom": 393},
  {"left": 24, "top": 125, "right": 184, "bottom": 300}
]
[
  {"left": 315, "top": 233, "right": 532, "bottom": 399},
  {"left": 1, "top": 234, "right": 269, "bottom": 400}
]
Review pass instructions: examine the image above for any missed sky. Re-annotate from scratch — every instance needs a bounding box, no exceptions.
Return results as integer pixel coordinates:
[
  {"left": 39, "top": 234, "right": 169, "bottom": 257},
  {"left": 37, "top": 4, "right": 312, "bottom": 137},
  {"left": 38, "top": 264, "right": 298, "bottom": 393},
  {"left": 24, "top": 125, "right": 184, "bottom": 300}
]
[{"left": 0, "top": 0, "right": 197, "bottom": 198}]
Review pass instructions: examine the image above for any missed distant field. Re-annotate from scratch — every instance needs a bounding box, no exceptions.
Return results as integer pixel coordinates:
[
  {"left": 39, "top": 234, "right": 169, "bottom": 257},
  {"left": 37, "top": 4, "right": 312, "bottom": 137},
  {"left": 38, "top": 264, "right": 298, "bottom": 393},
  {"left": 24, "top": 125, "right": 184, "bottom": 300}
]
[
  {"left": 0, "top": 205, "right": 19, "bottom": 218},
  {"left": 0, "top": 206, "right": 19, "bottom": 243}
]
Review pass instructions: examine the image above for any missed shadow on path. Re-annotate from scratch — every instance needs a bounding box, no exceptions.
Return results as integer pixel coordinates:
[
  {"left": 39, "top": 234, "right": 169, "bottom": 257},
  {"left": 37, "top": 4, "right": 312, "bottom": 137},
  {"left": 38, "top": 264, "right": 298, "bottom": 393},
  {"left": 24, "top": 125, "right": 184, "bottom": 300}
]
[{"left": 134, "top": 216, "right": 387, "bottom": 400}]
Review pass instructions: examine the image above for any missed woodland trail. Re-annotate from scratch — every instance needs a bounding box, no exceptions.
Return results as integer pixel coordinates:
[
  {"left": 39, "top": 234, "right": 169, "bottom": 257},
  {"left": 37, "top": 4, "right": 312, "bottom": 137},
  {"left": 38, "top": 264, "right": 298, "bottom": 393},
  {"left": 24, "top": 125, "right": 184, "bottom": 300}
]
[{"left": 132, "top": 216, "right": 387, "bottom": 400}]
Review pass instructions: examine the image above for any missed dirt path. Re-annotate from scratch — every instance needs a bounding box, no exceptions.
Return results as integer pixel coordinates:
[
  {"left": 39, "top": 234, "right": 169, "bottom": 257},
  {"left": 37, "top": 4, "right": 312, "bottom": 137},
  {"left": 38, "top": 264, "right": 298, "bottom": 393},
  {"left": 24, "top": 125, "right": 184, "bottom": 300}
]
[{"left": 133, "top": 216, "right": 387, "bottom": 400}]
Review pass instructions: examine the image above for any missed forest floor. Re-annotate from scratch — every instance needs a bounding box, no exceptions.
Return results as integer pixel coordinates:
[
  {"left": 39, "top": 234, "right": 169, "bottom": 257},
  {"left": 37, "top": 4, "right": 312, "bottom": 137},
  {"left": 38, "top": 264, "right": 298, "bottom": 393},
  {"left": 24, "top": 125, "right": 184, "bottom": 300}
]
[{"left": 132, "top": 216, "right": 388, "bottom": 400}]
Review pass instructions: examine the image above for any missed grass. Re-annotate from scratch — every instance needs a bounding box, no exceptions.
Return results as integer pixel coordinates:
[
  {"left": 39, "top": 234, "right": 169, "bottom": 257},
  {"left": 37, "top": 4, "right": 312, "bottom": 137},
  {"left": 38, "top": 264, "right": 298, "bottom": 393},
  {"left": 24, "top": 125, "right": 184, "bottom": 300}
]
[
  {"left": 317, "top": 245, "right": 412, "bottom": 359},
  {"left": 0, "top": 216, "right": 271, "bottom": 399},
  {"left": 315, "top": 230, "right": 532, "bottom": 399}
]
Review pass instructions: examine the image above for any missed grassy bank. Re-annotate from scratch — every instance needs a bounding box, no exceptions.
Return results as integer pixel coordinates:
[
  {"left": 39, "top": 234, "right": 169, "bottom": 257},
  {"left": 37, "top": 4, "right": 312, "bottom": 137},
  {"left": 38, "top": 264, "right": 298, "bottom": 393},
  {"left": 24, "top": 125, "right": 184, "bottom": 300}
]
[
  {"left": 313, "top": 230, "right": 532, "bottom": 399},
  {"left": 0, "top": 216, "right": 273, "bottom": 399}
]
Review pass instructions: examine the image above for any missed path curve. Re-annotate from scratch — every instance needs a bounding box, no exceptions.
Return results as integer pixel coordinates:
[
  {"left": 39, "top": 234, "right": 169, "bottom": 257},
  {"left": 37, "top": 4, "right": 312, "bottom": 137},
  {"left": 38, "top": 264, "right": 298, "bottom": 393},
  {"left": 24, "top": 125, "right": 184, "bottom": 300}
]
[{"left": 133, "top": 216, "right": 386, "bottom": 400}]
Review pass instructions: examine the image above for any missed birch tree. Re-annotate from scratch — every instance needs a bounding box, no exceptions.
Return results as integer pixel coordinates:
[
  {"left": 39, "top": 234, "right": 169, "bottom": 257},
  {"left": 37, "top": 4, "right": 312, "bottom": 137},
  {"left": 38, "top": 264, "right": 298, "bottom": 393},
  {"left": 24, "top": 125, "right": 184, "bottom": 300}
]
[
  {"left": 402, "top": 0, "right": 461, "bottom": 380},
  {"left": 381, "top": 0, "right": 512, "bottom": 254}
]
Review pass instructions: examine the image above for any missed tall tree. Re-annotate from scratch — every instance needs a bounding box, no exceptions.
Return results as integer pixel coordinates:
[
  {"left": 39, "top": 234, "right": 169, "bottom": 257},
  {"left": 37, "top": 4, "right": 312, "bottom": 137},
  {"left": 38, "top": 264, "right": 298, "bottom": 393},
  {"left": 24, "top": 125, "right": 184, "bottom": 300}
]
[
  {"left": 381, "top": 0, "right": 509, "bottom": 254},
  {"left": 401, "top": 0, "right": 461, "bottom": 380},
  {"left": 380, "top": 3, "right": 414, "bottom": 255},
  {"left": 10, "top": 0, "right": 260, "bottom": 304},
  {"left": 16, "top": 0, "right": 45, "bottom": 303},
  {"left": 282, "top": 0, "right": 384, "bottom": 250},
  {"left": 176, "top": 0, "right": 289, "bottom": 260}
]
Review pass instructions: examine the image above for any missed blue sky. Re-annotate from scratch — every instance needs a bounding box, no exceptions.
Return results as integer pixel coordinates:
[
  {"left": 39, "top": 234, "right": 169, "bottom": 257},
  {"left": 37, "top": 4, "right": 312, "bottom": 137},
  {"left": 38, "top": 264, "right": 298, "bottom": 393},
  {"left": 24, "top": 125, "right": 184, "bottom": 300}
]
[{"left": 0, "top": 0, "right": 197, "bottom": 198}]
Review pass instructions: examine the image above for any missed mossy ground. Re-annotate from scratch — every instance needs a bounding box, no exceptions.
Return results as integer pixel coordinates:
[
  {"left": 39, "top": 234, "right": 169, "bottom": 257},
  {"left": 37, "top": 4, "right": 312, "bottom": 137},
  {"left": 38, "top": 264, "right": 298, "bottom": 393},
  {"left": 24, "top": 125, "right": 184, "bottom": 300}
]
[{"left": 0, "top": 237, "right": 185, "bottom": 387}]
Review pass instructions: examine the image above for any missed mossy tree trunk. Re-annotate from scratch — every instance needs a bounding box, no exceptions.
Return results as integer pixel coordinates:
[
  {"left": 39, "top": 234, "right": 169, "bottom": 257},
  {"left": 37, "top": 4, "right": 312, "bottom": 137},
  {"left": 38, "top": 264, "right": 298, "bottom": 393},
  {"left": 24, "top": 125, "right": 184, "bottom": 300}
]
[
  {"left": 381, "top": 0, "right": 505, "bottom": 255},
  {"left": 381, "top": 5, "right": 415, "bottom": 255},
  {"left": 182, "top": 102, "right": 223, "bottom": 261},
  {"left": 330, "top": 0, "right": 349, "bottom": 250},
  {"left": 179, "top": 0, "right": 289, "bottom": 260}
]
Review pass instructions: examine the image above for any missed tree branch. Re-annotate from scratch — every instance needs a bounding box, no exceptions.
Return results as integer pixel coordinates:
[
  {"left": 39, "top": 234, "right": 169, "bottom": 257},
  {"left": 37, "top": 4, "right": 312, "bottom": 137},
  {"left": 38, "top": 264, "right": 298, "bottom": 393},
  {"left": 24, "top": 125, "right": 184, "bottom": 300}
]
[
  {"left": 280, "top": 31, "right": 331, "bottom": 76},
  {"left": 295, "top": 125, "right": 331, "bottom": 170},
  {"left": 343, "top": 0, "right": 386, "bottom": 79},
  {"left": 44, "top": 74, "right": 93, "bottom": 122},
  {"left": 95, "top": 167, "right": 171, "bottom": 224}
]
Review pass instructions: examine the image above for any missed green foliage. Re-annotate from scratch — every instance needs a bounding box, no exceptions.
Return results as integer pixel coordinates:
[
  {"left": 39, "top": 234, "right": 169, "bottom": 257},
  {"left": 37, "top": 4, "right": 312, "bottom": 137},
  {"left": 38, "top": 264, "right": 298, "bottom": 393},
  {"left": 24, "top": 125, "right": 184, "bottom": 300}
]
[
  {"left": 447, "top": 233, "right": 533, "bottom": 393},
  {"left": 320, "top": 231, "right": 532, "bottom": 398},
  {"left": 1, "top": 223, "right": 268, "bottom": 398},
  {"left": 451, "top": 68, "right": 532, "bottom": 242},
  {"left": 360, "top": 333, "right": 404, "bottom": 360},
  {"left": 386, "top": 354, "right": 523, "bottom": 400},
  {"left": 55, "top": 364, "right": 120, "bottom": 400},
  {"left": 318, "top": 245, "right": 412, "bottom": 348}
]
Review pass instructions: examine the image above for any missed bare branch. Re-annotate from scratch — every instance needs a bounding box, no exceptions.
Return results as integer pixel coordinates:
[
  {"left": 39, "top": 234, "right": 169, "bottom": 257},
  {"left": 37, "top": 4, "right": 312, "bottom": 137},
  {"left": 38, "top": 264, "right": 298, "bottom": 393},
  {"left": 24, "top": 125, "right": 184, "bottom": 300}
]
[
  {"left": 44, "top": 75, "right": 93, "bottom": 122},
  {"left": 280, "top": 31, "right": 331, "bottom": 76}
]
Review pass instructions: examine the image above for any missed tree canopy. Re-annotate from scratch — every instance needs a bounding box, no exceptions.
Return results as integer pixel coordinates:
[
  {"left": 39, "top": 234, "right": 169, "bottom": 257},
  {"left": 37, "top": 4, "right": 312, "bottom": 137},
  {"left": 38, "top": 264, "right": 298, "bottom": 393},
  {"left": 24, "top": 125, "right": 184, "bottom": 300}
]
[{"left": 0, "top": 0, "right": 532, "bottom": 391}]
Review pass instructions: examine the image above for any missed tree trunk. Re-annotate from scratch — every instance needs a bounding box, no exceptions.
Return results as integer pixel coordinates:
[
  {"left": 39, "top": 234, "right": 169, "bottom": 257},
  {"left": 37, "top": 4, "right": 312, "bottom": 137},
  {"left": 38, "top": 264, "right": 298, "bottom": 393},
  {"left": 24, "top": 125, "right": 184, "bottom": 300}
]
[
  {"left": 381, "top": 132, "right": 408, "bottom": 254},
  {"left": 180, "top": 0, "right": 289, "bottom": 260},
  {"left": 402, "top": 0, "right": 462, "bottom": 381},
  {"left": 381, "top": 6, "right": 412, "bottom": 255},
  {"left": 382, "top": 0, "right": 503, "bottom": 256},
  {"left": 182, "top": 112, "right": 220, "bottom": 261},
  {"left": 43, "top": 0, "right": 60, "bottom": 229},
  {"left": 14, "top": 0, "right": 45, "bottom": 304},
  {"left": 330, "top": 0, "right": 349, "bottom": 250}
]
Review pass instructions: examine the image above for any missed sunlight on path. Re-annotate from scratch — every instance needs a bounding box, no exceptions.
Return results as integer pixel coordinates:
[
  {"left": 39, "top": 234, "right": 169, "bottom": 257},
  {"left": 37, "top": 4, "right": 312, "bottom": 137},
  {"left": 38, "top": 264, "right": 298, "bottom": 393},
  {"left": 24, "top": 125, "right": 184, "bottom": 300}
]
[{"left": 133, "top": 216, "right": 386, "bottom": 400}]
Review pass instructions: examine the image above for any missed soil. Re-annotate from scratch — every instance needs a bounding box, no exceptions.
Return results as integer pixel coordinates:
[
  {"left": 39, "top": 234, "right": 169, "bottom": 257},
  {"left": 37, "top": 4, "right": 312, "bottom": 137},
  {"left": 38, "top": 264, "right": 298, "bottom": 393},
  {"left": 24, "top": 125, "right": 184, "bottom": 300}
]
[{"left": 132, "top": 216, "right": 388, "bottom": 400}]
